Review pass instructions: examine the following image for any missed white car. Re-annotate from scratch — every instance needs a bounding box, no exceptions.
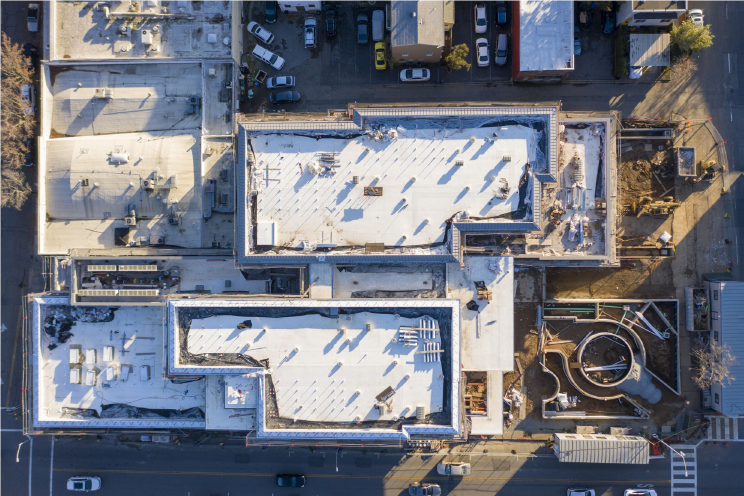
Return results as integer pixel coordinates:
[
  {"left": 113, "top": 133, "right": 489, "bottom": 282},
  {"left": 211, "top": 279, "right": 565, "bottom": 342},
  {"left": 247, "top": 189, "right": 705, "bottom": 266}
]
[
  {"left": 247, "top": 21, "right": 274, "bottom": 44},
  {"left": 21, "top": 84, "right": 35, "bottom": 115},
  {"left": 624, "top": 490, "right": 657, "bottom": 496},
  {"left": 67, "top": 476, "right": 101, "bottom": 492},
  {"left": 688, "top": 9, "right": 704, "bottom": 28},
  {"left": 474, "top": 3, "right": 487, "bottom": 34},
  {"left": 267, "top": 76, "right": 296, "bottom": 89},
  {"left": 629, "top": 66, "right": 644, "bottom": 79},
  {"left": 400, "top": 68, "right": 430, "bottom": 82},
  {"left": 568, "top": 489, "right": 596, "bottom": 496},
  {"left": 476, "top": 38, "right": 489, "bottom": 67},
  {"left": 436, "top": 462, "right": 471, "bottom": 476},
  {"left": 252, "top": 45, "right": 285, "bottom": 70}
]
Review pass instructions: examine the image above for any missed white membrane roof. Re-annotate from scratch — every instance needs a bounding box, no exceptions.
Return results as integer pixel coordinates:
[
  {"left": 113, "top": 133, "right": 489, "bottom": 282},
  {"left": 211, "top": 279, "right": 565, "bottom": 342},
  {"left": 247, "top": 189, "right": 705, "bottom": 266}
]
[
  {"left": 251, "top": 125, "right": 538, "bottom": 248},
  {"left": 186, "top": 313, "right": 445, "bottom": 423}
]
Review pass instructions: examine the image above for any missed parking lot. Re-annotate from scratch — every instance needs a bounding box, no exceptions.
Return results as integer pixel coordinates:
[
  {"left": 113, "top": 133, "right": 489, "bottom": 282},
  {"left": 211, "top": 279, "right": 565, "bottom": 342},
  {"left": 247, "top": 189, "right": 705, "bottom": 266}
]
[{"left": 241, "top": 2, "right": 514, "bottom": 112}]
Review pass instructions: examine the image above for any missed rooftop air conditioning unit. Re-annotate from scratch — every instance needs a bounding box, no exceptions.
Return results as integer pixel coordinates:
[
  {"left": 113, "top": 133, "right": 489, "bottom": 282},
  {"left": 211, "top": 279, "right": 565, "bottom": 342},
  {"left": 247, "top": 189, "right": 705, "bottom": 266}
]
[
  {"left": 141, "top": 29, "right": 153, "bottom": 45},
  {"left": 124, "top": 216, "right": 136, "bottom": 226},
  {"left": 208, "top": 68, "right": 217, "bottom": 77}
]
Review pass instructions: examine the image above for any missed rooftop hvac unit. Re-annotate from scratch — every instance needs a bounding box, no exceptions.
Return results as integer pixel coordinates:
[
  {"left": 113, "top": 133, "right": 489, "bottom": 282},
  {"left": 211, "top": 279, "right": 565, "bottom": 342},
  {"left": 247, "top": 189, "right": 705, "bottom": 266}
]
[
  {"left": 70, "top": 368, "right": 81, "bottom": 385},
  {"left": 95, "top": 88, "right": 114, "bottom": 99},
  {"left": 85, "top": 369, "right": 97, "bottom": 386},
  {"left": 120, "top": 365, "right": 131, "bottom": 382},
  {"left": 415, "top": 405, "right": 426, "bottom": 420},
  {"left": 103, "top": 346, "right": 114, "bottom": 362},
  {"left": 141, "top": 29, "right": 154, "bottom": 45},
  {"left": 140, "top": 365, "right": 151, "bottom": 381},
  {"left": 124, "top": 216, "right": 136, "bottom": 226},
  {"left": 87, "top": 265, "right": 118, "bottom": 272},
  {"left": 118, "top": 264, "right": 161, "bottom": 272},
  {"left": 85, "top": 349, "right": 96, "bottom": 364},
  {"left": 110, "top": 152, "right": 129, "bottom": 164},
  {"left": 208, "top": 68, "right": 217, "bottom": 77},
  {"left": 376, "top": 402, "right": 390, "bottom": 415},
  {"left": 455, "top": 160, "right": 464, "bottom": 166}
]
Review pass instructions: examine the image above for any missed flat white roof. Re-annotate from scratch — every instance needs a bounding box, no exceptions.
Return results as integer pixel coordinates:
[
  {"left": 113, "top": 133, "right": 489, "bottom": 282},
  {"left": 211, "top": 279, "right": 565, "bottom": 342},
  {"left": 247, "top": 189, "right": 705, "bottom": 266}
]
[
  {"left": 49, "top": 64, "right": 203, "bottom": 137},
  {"left": 32, "top": 296, "right": 206, "bottom": 429},
  {"left": 630, "top": 33, "right": 671, "bottom": 67},
  {"left": 41, "top": 131, "right": 202, "bottom": 253},
  {"left": 519, "top": 0, "right": 574, "bottom": 72},
  {"left": 249, "top": 125, "right": 538, "bottom": 249},
  {"left": 187, "top": 313, "right": 444, "bottom": 423},
  {"left": 50, "top": 1, "right": 234, "bottom": 61},
  {"left": 168, "top": 299, "right": 461, "bottom": 437}
]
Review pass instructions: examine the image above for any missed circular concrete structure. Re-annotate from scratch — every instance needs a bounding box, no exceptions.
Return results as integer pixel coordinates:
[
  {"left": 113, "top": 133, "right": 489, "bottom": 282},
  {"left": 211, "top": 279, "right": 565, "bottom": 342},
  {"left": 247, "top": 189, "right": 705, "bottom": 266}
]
[{"left": 577, "top": 332, "right": 634, "bottom": 388}]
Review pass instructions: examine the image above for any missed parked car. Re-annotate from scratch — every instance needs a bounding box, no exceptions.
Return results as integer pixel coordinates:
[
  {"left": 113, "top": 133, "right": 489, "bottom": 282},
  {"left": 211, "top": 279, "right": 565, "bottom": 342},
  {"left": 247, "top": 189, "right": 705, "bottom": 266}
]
[
  {"left": 372, "top": 9, "right": 384, "bottom": 42},
  {"left": 252, "top": 45, "right": 285, "bottom": 69},
  {"left": 21, "top": 84, "right": 35, "bottom": 115},
  {"left": 270, "top": 90, "right": 301, "bottom": 104},
  {"left": 375, "top": 42, "right": 387, "bottom": 70},
  {"left": 276, "top": 474, "right": 306, "bottom": 487},
  {"left": 66, "top": 476, "right": 101, "bottom": 492},
  {"left": 409, "top": 482, "right": 442, "bottom": 496},
  {"left": 495, "top": 1, "right": 507, "bottom": 26},
  {"left": 27, "top": 4, "right": 39, "bottom": 32},
  {"left": 495, "top": 33, "right": 508, "bottom": 66},
  {"left": 629, "top": 65, "right": 644, "bottom": 79},
  {"left": 436, "top": 462, "right": 471, "bottom": 476},
  {"left": 476, "top": 38, "right": 489, "bottom": 67},
  {"left": 247, "top": 21, "right": 275, "bottom": 44},
  {"left": 357, "top": 14, "right": 369, "bottom": 44},
  {"left": 267, "top": 75, "right": 296, "bottom": 89},
  {"left": 265, "top": 1, "right": 277, "bottom": 24},
  {"left": 623, "top": 491, "right": 657, "bottom": 496},
  {"left": 573, "top": 26, "right": 581, "bottom": 56},
  {"left": 400, "top": 68, "right": 430, "bottom": 82},
  {"left": 325, "top": 9, "right": 337, "bottom": 37},
  {"left": 689, "top": 9, "right": 704, "bottom": 27},
  {"left": 304, "top": 17, "right": 317, "bottom": 49},
  {"left": 602, "top": 11, "right": 615, "bottom": 34},
  {"left": 23, "top": 43, "right": 38, "bottom": 67},
  {"left": 568, "top": 489, "right": 596, "bottom": 496},
  {"left": 474, "top": 3, "right": 487, "bottom": 33}
]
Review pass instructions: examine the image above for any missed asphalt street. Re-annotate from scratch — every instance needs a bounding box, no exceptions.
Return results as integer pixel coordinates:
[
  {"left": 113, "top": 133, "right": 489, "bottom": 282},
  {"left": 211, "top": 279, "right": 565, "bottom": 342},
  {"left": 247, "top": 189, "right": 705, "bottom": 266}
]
[
  {"left": 2, "top": 434, "right": 672, "bottom": 496},
  {"left": 2, "top": 1, "right": 744, "bottom": 496}
]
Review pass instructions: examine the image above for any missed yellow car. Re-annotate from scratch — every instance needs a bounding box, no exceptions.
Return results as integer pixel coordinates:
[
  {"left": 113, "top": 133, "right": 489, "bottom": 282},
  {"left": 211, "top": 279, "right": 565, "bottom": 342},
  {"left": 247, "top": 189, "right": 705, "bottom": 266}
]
[{"left": 374, "top": 42, "right": 387, "bottom": 70}]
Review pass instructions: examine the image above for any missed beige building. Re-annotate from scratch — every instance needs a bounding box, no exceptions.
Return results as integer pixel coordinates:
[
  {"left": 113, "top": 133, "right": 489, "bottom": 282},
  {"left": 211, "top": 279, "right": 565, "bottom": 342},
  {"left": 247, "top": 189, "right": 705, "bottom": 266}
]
[{"left": 391, "top": 1, "right": 454, "bottom": 64}]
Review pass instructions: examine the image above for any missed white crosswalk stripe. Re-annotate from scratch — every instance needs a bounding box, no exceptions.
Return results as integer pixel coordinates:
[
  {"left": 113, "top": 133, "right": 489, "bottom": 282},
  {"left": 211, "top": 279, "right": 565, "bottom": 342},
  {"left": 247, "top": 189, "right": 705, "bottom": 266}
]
[
  {"left": 670, "top": 445, "right": 697, "bottom": 496},
  {"left": 705, "top": 415, "right": 744, "bottom": 441}
]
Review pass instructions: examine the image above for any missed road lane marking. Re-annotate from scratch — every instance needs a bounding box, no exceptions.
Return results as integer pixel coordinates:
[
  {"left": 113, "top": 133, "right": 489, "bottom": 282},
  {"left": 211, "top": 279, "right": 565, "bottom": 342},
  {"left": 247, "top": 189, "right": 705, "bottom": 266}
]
[
  {"left": 52, "top": 467, "right": 670, "bottom": 484},
  {"left": 5, "top": 277, "right": 26, "bottom": 407},
  {"left": 28, "top": 435, "right": 34, "bottom": 496}
]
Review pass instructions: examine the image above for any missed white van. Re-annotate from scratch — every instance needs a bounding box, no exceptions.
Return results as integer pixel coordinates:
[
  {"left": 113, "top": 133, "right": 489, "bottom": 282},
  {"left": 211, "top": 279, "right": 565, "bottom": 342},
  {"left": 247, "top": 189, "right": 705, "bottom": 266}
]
[
  {"left": 372, "top": 10, "right": 384, "bottom": 42},
  {"left": 252, "top": 45, "right": 285, "bottom": 70}
]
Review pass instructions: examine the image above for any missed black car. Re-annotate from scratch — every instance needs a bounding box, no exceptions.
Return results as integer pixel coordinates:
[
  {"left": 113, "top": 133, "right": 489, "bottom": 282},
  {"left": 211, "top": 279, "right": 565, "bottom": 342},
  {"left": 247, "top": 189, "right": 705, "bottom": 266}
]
[
  {"left": 325, "top": 9, "right": 337, "bottom": 37},
  {"left": 23, "top": 43, "right": 38, "bottom": 67},
  {"left": 276, "top": 474, "right": 306, "bottom": 488},
  {"left": 356, "top": 14, "right": 369, "bottom": 45},
  {"left": 270, "top": 91, "right": 301, "bottom": 104},
  {"left": 265, "top": 1, "right": 277, "bottom": 24},
  {"left": 495, "top": 1, "right": 507, "bottom": 26}
]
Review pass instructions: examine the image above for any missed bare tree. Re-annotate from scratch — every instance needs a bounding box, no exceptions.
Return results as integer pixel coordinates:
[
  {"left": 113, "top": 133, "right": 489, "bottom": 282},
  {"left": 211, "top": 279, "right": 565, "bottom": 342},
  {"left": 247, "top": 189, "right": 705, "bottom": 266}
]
[
  {"left": 1, "top": 167, "right": 32, "bottom": 209},
  {"left": 0, "top": 33, "right": 34, "bottom": 87},
  {"left": 691, "top": 341, "right": 737, "bottom": 390},
  {"left": 1, "top": 32, "right": 35, "bottom": 210}
]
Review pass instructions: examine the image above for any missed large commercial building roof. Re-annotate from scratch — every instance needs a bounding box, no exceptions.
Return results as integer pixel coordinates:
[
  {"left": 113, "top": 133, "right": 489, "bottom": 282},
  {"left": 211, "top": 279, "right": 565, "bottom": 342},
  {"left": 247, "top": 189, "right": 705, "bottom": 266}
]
[
  {"left": 238, "top": 106, "right": 559, "bottom": 264},
  {"left": 518, "top": 1, "right": 574, "bottom": 73},
  {"left": 168, "top": 298, "right": 461, "bottom": 439}
]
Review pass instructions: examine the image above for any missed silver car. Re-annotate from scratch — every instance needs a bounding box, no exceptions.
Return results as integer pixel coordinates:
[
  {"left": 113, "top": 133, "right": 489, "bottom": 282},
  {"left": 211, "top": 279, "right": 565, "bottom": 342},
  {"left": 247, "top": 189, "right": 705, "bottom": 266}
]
[
  {"left": 267, "top": 76, "right": 296, "bottom": 89},
  {"left": 400, "top": 68, "right": 430, "bottom": 82}
]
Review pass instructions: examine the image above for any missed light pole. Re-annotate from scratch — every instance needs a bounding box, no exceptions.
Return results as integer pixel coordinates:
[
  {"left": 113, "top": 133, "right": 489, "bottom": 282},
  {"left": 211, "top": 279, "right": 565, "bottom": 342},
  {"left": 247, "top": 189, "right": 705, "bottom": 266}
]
[
  {"left": 335, "top": 446, "right": 340, "bottom": 472},
  {"left": 16, "top": 438, "right": 30, "bottom": 463},
  {"left": 651, "top": 434, "right": 687, "bottom": 477}
]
